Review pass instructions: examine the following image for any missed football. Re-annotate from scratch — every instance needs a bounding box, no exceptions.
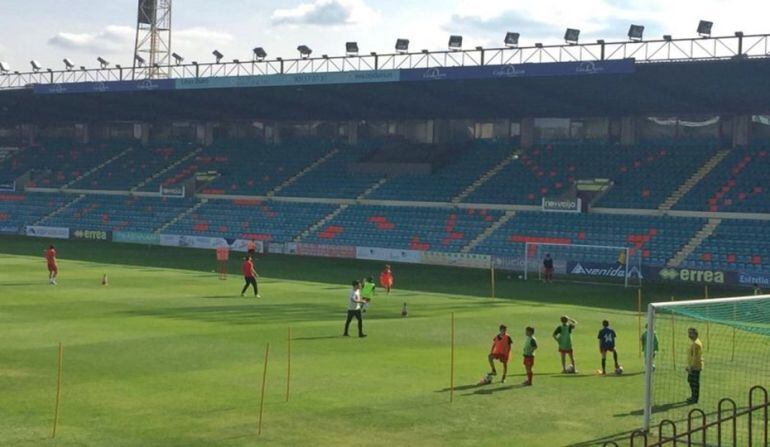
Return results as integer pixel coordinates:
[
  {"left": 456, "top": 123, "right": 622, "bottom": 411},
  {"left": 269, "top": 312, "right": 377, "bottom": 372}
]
[
  {"left": 565, "top": 364, "right": 575, "bottom": 373},
  {"left": 615, "top": 366, "right": 624, "bottom": 375},
  {"left": 478, "top": 373, "right": 493, "bottom": 385}
]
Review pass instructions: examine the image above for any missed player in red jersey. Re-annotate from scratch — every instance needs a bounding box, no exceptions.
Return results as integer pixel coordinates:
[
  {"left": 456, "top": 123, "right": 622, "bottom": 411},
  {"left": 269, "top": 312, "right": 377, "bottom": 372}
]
[
  {"left": 487, "top": 324, "right": 513, "bottom": 383},
  {"left": 379, "top": 264, "right": 394, "bottom": 294},
  {"left": 240, "top": 255, "right": 260, "bottom": 297},
  {"left": 45, "top": 245, "right": 58, "bottom": 285}
]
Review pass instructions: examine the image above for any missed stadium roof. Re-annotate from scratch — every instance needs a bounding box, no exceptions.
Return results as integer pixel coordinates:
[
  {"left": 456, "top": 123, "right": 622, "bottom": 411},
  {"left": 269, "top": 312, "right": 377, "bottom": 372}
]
[{"left": 1, "top": 58, "right": 770, "bottom": 124}]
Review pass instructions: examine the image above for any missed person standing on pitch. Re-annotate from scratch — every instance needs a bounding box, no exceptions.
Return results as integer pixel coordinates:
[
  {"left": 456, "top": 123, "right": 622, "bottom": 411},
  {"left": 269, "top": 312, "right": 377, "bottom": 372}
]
[
  {"left": 45, "top": 245, "right": 58, "bottom": 285},
  {"left": 344, "top": 280, "right": 367, "bottom": 338},
  {"left": 240, "top": 255, "right": 260, "bottom": 297},
  {"left": 522, "top": 326, "right": 538, "bottom": 386},
  {"left": 641, "top": 323, "right": 659, "bottom": 370},
  {"left": 597, "top": 320, "right": 620, "bottom": 375},
  {"left": 487, "top": 324, "right": 513, "bottom": 383},
  {"left": 543, "top": 254, "right": 554, "bottom": 283},
  {"left": 553, "top": 315, "right": 577, "bottom": 373},
  {"left": 361, "top": 276, "right": 376, "bottom": 312},
  {"left": 380, "top": 264, "right": 394, "bottom": 294},
  {"left": 686, "top": 327, "right": 704, "bottom": 404}
]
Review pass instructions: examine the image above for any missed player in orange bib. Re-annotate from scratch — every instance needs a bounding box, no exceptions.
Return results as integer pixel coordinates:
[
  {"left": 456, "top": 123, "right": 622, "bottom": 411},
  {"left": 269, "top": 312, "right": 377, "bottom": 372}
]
[
  {"left": 487, "top": 324, "right": 513, "bottom": 383},
  {"left": 45, "top": 245, "right": 58, "bottom": 285},
  {"left": 379, "top": 264, "right": 394, "bottom": 294}
]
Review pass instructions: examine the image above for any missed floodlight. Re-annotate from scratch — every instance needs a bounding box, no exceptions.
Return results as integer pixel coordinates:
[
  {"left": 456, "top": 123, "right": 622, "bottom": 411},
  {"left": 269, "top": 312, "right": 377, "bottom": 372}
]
[
  {"left": 97, "top": 57, "right": 110, "bottom": 68},
  {"left": 346, "top": 41, "right": 359, "bottom": 55},
  {"left": 597, "top": 39, "right": 605, "bottom": 44},
  {"left": 663, "top": 34, "right": 673, "bottom": 42},
  {"left": 421, "top": 49, "right": 429, "bottom": 54},
  {"left": 63, "top": 58, "right": 75, "bottom": 70},
  {"left": 0, "top": 62, "right": 9, "bottom": 73},
  {"left": 134, "top": 54, "right": 146, "bottom": 66},
  {"left": 628, "top": 24, "right": 644, "bottom": 41},
  {"left": 80, "top": 66, "right": 87, "bottom": 71},
  {"left": 697, "top": 20, "right": 713, "bottom": 37},
  {"left": 448, "top": 35, "right": 462, "bottom": 50},
  {"left": 395, "top": 38, "right": 409, "bottom": 53},
  {"left": 172, "top": 52, "right": 184, "bottom": 64},
  {"left": 504, "top": 32, "right": 520, "bottom": 47},
  {"left": 564, "top": 28, "right": 580, "bottom": 44},
  {"left": 535, "top": 42, "right": 544, "bottom": 48},
  {"left": 253, "top": 47, "right": 267, "bottom": 61},
  {"left": 322, "top": 54, "right": 329, "bottom": 59},
  {"left": 735, "top": 31, "right": 744, "bottom": 37},
  {"left": 212, "top": 50, "right": 224, "bottom": 63},
  {"left": 297, "top": 45, "right": 312, "bottom": 58},
  {"left": 30, "top": 60, "right": 41, "bottom": 72}
]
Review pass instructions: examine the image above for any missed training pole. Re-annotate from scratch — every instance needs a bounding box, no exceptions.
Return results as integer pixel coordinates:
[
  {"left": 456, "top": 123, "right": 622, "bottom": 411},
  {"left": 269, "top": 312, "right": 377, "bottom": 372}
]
[
  {"left": 490, "top": 264, "right": 496, "bottom": 298},
  {"left": 51, "top": 342, "right": 63, "bottom": 438},
  {"left": 258, "top": 343, "right": 270, "bottom": 436},
  {"left": 450, "top": 312, "right": 455, "bottom": 403},
  {"left": 286, "top": 327, "right": 291, "bottom": 402},
  {"left": 670, "top": 296, "right": 676, "bottom": 369},
  {"left": 705, "top": 285, "right": 710, "bottom": 351},
  {"left": 637, "top": 288, "right": 642, "bottom": 358},
  {"left": 731, "top": 303, "right": 737, "bottom": 361}
]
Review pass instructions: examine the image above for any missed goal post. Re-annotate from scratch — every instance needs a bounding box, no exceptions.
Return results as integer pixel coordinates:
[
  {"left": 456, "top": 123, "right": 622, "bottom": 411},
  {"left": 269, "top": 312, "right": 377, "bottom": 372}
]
[
  {"left": 523, "top": 242, "right": 641, "bottom": 287},
  {"left": 643, "top": 294, "right": 770, "bottom": 442}
]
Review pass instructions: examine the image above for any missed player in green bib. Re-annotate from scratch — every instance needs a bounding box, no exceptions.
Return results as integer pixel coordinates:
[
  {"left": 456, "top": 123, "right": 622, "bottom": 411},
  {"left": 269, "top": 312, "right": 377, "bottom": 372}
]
[
  {"left": 553, "top": 315, "right": 578, "bottom": 373},
  {"left": 360, "top": 276, "right": 375, "bottom": 312},
  {"left": 522, "top": 326, "right": 538, "bottom": 386}
]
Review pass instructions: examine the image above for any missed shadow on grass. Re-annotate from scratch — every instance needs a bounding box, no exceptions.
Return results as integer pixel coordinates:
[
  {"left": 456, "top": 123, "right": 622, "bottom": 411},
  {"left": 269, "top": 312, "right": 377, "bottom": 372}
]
[
  {"left": 121, "top": 302, "right": 344, "bottom": 325},
  {"left": 292, "top": 335, "right": 343, "bottom": 341},
  {"left": 467, "top": 384, "right": 518, "bottom": 395}
]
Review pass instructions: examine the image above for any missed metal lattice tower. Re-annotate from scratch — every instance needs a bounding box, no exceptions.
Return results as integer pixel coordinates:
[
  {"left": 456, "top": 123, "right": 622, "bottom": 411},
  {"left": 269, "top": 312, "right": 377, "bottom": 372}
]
[{"left": 133, "top": 0, "right": 172, "bottom": 79}]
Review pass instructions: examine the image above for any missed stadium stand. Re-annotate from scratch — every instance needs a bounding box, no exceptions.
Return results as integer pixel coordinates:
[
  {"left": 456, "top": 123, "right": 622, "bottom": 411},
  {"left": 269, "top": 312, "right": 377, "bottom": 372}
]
[
  {"left": 0, "top": 193, "right": 71, "bottom": 229},
  {"left": 470, "top": 211, "right": 706, "bottom": 267},
  {"left": 302, "top": 205, "right": 505, "bottom": 252},
  {"left": 165, "top": 199, "right": 337, "bottom": 243},
  {"left": 674, "top": 146, "right": 770, "bottom": 213},
  {"left": 682, "top": 219, "right": 770, "bottom": 272},
  {"left": 466, "top": 141, "right": 720, "bottom": 209},
  {"left": 41, "top": 195, "right": 196, "bottom": 233}
]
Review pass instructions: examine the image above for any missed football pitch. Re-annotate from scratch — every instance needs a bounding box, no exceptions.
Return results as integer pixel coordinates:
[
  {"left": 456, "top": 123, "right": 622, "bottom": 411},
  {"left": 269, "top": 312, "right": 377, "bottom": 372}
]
[{"left": 0, "top": 237, "right": 744, "bottom": 447}]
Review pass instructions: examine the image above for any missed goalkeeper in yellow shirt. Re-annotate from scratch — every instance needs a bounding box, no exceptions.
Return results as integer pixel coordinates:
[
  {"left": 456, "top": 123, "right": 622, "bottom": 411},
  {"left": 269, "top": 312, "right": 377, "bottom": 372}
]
[{"left": 686, "top": 327, "right": 704, "bottom": 404}]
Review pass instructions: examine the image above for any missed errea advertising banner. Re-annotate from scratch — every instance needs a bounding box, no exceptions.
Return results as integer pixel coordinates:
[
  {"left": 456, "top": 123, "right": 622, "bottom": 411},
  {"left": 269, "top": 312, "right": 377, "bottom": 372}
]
[
  {"left": 645, "top": 266, "right": 737, "bottom": 285},
  {"left": 25, "top": 225, "right": 69, "bottom": 239},
  {"left": 71, "top": 229, "right": 112, "bottom": 241}
]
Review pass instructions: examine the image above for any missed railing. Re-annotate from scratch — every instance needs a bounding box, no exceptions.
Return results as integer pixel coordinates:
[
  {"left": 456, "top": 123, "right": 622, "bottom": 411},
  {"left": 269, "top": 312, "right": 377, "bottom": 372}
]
[
  {"left": 1, "top": 34, "right": 769, "bottom": 90},
  {"left": 603, "top": 385, "right": 768, "bottom": 446}
]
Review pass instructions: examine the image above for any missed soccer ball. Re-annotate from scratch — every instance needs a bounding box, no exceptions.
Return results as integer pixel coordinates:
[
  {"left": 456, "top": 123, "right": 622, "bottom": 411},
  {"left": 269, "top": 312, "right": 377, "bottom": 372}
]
[
  {"left": 517, "top": 275, "right": 523, "bottom": 280},
  {"left": 615, "top": 366, "right": 624, "bottom": 375},
  {"left": 565, "top": 364, "right": 575, "bottom": 374},
  {"left": 478, "top": 373, "right": 493, "bottom": 385}
]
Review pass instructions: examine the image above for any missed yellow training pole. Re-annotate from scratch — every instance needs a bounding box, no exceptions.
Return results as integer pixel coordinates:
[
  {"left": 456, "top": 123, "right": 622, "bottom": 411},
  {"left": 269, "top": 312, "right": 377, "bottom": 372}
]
[
  {"left": 286, "top": 327, "right": 291, "bottom": 402},
  {"left": 490, "top": 265, "right": 496, "bottom": 298},
  {"left": 258, "top": 343, "right": 270, "bottom": 436},
  {"left": 670, "top": 296, "right": 676, "bottom": 369},
  {"left": 637, "top": 288, "right": 642, "bottom": 358},
  {"left": 51, "top": 342, "right": 63, "bottom": 439},
  {"left": 705, "top": 286, "right": 710, "bottom": 352},
  {"left": 450, "top": 312, "right": 455, "bottom": 403},
  {"left": 731, "top": 303, "right": 737, "bottom": 361}
]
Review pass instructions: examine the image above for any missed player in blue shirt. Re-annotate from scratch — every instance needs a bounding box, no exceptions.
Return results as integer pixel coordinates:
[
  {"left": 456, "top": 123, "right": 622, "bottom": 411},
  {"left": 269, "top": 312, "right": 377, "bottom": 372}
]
[{"left": 597, "top": 320, "right": 621, "bottom": 375}]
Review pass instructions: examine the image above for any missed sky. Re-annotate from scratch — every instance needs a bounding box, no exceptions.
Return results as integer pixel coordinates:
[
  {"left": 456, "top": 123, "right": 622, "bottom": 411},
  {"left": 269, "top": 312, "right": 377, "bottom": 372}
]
[{"left": 0, "top": 0, "right": 767, "bottom": 71}]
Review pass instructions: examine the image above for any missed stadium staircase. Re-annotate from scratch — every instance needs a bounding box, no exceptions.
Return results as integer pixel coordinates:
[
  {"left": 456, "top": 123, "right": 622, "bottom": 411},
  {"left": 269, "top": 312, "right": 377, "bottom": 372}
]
[
  {"left": 461, "top": 210, "right": 516, "bottom": 253},
  {"left": 666, "top": 218, "right": 722, "bottom": 267},
  {"left": 63, "top": 146, "right": 135, "bottom": 189},
  {"left": 356, "top": 177, "right": 388, "bottom": 200},
  {"left": 451, "top": 150, "right": 521, "bottom": 204},
  {"left": 267, "top": 148, "right": 339, "bottom": 197},
  {"left": 131, "top": 147, "right": 204, "bottom": 192},
  {"left": 155, "top": 199, "right": 208, "bottom": 234},
  {"left": 293, "top": 204, "right": 349, "bottom": 242},
  {"left": 658, "top": 149, "right": 730, "bottom": 211},
  {"left": 33, "top": 194, "right": 86, "bottom": 225}
]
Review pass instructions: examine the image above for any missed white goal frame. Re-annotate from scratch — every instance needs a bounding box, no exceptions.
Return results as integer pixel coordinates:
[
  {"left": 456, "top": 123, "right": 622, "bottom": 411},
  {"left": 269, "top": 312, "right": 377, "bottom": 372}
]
[
  {"left": 523, "top": 242, "right": 636, "bottom": 288},
  {"left": 642, "top": 294, "right": 770, "bottom": 431}
]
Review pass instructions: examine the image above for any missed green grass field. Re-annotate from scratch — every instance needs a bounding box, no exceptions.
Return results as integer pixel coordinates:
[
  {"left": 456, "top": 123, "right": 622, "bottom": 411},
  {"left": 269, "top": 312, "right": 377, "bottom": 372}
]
[{"left": 0, "top": 236, "right": 748, "bottom": 446}]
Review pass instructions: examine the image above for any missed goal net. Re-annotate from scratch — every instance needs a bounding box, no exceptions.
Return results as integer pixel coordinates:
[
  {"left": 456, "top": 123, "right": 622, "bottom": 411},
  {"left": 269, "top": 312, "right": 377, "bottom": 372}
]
[
  {"left": 523, "top": 242, "right": 642, "bottom": 287},
  {"left": 643, "top": 294, "right": 770, "bottom": 445}
]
